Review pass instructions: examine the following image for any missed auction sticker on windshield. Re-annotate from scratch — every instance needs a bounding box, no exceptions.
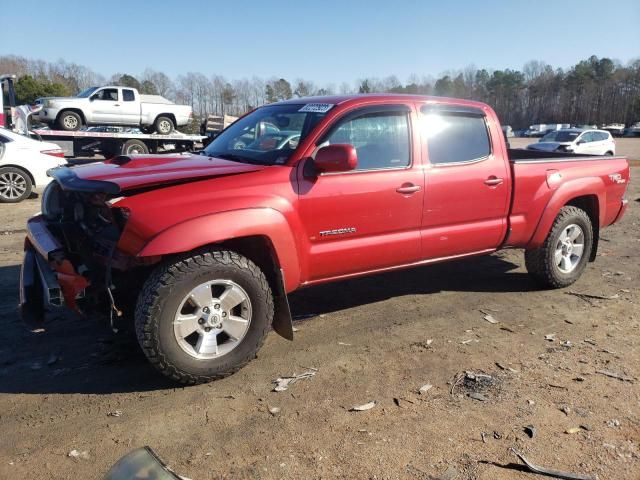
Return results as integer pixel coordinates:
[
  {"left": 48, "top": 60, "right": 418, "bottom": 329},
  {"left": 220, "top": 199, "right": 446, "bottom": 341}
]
[{"left": 299, "top": 103, "right": 334, "bottom": 113}]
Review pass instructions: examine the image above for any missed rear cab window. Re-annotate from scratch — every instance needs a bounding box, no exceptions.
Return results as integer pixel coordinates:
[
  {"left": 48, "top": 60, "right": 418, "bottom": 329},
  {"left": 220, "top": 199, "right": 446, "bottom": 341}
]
[
  {"left": 420, "top": 105, "right": 491, "bottom": 164},
  {"left": 122, "top": 89, "right": 135, "bottom": 102}
]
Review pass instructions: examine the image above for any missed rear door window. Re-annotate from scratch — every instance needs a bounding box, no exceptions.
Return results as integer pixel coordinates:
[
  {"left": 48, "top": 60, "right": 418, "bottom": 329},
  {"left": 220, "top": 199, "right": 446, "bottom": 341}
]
[
  {"left": 421, "top": 110, "right": 491, "bottom": 164},
  {"left": 122, "top": 89, "right": 135, "bottom": 102}
]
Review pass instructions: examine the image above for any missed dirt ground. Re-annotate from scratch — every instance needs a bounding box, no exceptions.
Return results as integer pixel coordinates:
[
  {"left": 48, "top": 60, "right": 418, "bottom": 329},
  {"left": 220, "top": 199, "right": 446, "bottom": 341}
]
[{"left": 0, "top": 165, "right": 638, "bottom": 479}]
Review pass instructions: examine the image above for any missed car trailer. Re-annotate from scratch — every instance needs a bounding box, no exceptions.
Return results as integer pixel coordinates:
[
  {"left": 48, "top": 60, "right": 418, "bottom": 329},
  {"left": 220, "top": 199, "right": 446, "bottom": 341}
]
[{"left": 31, "top": 128, "right": 206, "bottom": 159}]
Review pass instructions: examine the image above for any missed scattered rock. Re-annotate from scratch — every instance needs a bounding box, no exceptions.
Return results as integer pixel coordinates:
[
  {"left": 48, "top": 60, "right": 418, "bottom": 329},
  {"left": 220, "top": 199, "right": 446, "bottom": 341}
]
[
  {"left": 544, "top": 333, "right": 557, "bottom": 342},
  {"left": 468, "top": 392, "right": 488, "bottom": 402},
  {"left": 107, "top": 410, "right": 123, "bottom": 417},
  {"left": 607, "top": 419, "right": 621, "bottom": 428},
  {"left": 68, "top": 449, "right": 89, "bottom": 460},
  {"left": 418, "top": 384, "right": 433, "bottom": 395},
  {"left": 565, "top": 426, "right": 583, "bottom": 434}
]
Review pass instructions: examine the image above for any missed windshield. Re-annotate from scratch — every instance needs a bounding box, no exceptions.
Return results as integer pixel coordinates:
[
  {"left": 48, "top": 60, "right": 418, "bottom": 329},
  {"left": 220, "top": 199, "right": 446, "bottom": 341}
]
[
  {"left": 203, "top": 104, "right": 330, "bottom": 165},
  {"left": 76, "top": 87, "right": 99, "bottom": 98},
  {"left": 541, "top": 130, "right": 580, "bottom": 142}
]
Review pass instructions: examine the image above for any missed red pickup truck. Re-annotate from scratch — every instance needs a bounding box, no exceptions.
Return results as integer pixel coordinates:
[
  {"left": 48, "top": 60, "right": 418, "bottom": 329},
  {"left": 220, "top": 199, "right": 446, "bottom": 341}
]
[{"left": 20, "top": 94, "right": 630, "bottom": 384}]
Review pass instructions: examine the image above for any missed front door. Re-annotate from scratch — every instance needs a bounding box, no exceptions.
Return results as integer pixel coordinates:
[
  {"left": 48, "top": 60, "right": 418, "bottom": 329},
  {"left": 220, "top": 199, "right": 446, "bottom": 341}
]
[
  {"left": 297, "top": 105, "right": 424, "bottom": 283},
  {"left": 419, "top": 105, "right": 510, "bottom": 259},
  {"left": 90, "top": 87, "right": 120, "bottom": 123}
]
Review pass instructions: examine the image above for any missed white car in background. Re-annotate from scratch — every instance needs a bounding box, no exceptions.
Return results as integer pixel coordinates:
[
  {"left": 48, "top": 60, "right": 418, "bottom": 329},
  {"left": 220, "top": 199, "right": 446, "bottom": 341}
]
[
  {"left": 527, "top": 129, "right": 615, "bottom": 156},
  {"left": 0, "top": 128, "right": 67, "bottom": 203}
]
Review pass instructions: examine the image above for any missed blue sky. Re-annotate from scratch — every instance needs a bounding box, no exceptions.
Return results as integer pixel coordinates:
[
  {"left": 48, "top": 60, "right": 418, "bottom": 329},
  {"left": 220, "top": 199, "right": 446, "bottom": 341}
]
[{"left": 2, "top": 0, "right": 639, "bottom": 84}]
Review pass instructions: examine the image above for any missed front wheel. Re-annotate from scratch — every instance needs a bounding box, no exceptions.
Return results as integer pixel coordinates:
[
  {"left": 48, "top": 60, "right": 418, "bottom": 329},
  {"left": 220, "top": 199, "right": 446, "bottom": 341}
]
[
  {"left": 525, "top": 206, "right": 593, "bottom": 288},
  {"left": 135, "top": 250, "right": 274, "bottom": 384},
  {"left": 0, "top": 166, "right": 33, "bottom": 203},
  {"left": 57, "top": 111, "right": 82, "bottom": 131}
]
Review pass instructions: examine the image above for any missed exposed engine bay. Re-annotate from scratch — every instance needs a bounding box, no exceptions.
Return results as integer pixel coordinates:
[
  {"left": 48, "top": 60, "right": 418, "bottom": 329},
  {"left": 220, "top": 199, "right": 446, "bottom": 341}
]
[{"left": 24, "top": 181, "right": 152, "bottom": 325}]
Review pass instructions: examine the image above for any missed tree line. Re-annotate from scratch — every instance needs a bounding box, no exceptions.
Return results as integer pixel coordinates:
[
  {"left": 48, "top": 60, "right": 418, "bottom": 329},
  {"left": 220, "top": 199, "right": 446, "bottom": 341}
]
[{"left": 1, "top": 54, "right": 639, "bottom": 128}]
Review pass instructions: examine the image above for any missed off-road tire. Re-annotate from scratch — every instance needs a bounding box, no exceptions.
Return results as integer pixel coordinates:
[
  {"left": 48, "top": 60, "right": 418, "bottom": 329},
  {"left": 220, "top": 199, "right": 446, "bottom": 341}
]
[
  {"left": 525, "top": 206, "right": 593, "bottom": 288},
  {"left": 154, "top": 116, "right": 174, "bottom": 134},
  {"left": 135, "top": 249, "right": 274, "bottom": 384},
  {"left": 57, "top": 111, "right": 82, "bottom": 131},
  {"left": 0, "top": 166, "right": 33, "bottom": 203}
]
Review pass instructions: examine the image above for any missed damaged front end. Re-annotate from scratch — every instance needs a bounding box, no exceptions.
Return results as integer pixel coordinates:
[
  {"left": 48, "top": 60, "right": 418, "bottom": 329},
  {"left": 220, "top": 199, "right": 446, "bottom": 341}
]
[{"left": 20, "top": 167, "right": 154, "bottom": 329}]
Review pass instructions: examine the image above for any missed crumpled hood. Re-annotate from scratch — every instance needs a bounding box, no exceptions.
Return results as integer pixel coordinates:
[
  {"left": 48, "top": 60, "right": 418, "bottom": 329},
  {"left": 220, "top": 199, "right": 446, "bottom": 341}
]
[
  {"left": 53, "top": 154, "right": 266, "bottom": 192},
  {"left": 527, "top": 142, "right": 572, "bottom": 152}
]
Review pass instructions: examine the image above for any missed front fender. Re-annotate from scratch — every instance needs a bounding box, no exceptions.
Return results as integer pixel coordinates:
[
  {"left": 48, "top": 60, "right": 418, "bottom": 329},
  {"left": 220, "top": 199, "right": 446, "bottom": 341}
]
[
  {"left": 528, "top": 177, "right": 605, "bottom": 248},
  {"left": 136, "top": 208, "right": 302, "bottom": 292}
]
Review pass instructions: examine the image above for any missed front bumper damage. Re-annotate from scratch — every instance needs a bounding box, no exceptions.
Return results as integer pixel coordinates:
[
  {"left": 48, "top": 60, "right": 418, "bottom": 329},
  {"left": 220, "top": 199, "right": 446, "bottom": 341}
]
[{"left": 20, "top": 215, "right": 88, "bottom": 325}]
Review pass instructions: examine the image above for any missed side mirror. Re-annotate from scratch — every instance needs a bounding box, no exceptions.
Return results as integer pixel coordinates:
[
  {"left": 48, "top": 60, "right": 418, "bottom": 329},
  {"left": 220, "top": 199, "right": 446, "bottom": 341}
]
[
  {"left": 89, "top": 95, "right": 96, "bottom": 101},
  {"left": 314, "top": 144, "right": 357, "bottom": 174},
  {"left": 576, "top": 140, "right": 584, "bottom": 145}
]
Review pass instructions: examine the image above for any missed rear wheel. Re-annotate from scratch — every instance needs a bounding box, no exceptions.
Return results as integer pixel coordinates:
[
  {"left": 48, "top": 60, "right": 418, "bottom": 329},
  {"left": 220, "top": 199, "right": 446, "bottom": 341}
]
[
  {"left": 57, "top": 111, "right": 82, "bottom": 131},
  {"left": 0, "top": 166, "right": 33, "bottom": 203},
  {"left": 154, "top": 116, "right": 174, "bottom": 134},
  {"left": 604, "top": 151, "right": 614, "bottom": 156},
  {"left": 135, "top": 249, "right": 273, "bottom": 384},
  {"left": 525, "top": 206, "right": 593, "bottom": 288},
  {"left": 122, "top": 139, "right": 149, "bottom": 155}
]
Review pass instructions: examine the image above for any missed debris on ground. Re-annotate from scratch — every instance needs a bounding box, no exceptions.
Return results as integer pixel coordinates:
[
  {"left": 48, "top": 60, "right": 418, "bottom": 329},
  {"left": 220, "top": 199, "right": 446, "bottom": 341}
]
[
  {"left": 560, "top": 405, "right": 571, "bottom": 416},
  {"left": 595, "top": 369, "right": 634, "bottom": 382},
  {"left": 68, "top": 449, "right": 90, "bottom": 460},
  {"left": 272, "top": 369, "right": 317, "bottom": 392},
  {"left": 607, "top": 419, "right": 621, "bottom": 428},
  {"left": 512, "top": 449, "right": 596, "bottom": 480},
  {"left": 418, "top": 384, "right": 433, "bottom": 395},
  {"left": 107, "top": 410, "right": 123, "bottom": 417},
  {"left": 565, "top": 291, "right": 619, "bottom": 304},
  {"left": 337, "top": 342, "right": 352, "bottom": 346},
  {"left": 349, "top": 401, "right": 376, "bottom": 412},
  {"left": 565, "top": 426, "right": 582, "bottom": 434},
  {"left": 524, "top": 425, "right": 536, "bottom": 438},
  {"left": 268, "top": 406, "right": 281, "bottom": 416},
  {"left": 482, "top": 313, "right": 499, "bottom": 324},
  {"left": 468, "top": 392, "right": 488, "bottom": 402},
  {"left": 544, "top": 333, "right": 556, "bottom": 342},
  {"left": 495, "top": 362, "right": 519, "bottom": 373}
]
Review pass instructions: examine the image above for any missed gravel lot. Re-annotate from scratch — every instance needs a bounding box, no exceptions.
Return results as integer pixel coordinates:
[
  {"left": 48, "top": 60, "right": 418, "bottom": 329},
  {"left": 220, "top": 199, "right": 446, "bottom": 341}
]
[{"left": 0, "top": 162, "right": 638, "bottom": 479}]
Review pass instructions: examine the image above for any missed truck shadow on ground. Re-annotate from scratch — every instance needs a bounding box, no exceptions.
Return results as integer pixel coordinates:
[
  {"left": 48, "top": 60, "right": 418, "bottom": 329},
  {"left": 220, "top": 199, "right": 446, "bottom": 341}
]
[
  {"left": 288, "top": 253, "right": 533, "bottom": 318},
  {"left": 0, "top": 254, "right": 533, "bottom": 395}
]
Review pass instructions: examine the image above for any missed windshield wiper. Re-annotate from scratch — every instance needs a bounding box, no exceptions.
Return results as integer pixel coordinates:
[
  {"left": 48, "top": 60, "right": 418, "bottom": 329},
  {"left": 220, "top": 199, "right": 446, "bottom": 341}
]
[{"left": 210, "top": 153, "right": 267, "bottom": 164}]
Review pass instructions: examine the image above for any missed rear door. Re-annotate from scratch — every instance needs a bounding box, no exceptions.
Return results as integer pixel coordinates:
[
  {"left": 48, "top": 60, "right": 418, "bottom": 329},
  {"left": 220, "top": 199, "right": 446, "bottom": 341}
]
[
  {"left": 119, "top": 89, "right": 139, "bottom": 125},
  {"left": 419, "top": 104, "right": 510, "bottom": 259},
  {"left": 296, "top": 104, "right": 424, "bottom": 282}
]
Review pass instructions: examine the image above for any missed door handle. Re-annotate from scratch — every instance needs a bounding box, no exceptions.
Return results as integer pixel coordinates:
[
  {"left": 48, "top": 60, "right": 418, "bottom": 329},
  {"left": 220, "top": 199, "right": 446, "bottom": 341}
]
[
  {"left": 484, "top": 176, "right": 504, "bottom": 186},
  {"left": 114, "top": 104, "right": 121, "bottom": 107},
  {"left": 396, "top": 183, "right": 422, "bottom": 194}
]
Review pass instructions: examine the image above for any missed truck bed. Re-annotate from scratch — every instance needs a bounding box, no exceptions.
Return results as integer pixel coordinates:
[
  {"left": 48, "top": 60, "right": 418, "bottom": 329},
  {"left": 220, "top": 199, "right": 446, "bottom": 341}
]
[
  {"left": 507, "top": 148, "right": 616, "bottom": 162},
  {"left": 506, "top": 149, "right": 629, "bottom": 248}
]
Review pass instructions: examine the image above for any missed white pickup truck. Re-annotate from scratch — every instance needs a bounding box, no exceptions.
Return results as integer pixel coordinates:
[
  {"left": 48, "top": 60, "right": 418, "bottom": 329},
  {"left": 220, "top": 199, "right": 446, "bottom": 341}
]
[{"left": 34, "top": 86, "right": 192, "bottom": 134}]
